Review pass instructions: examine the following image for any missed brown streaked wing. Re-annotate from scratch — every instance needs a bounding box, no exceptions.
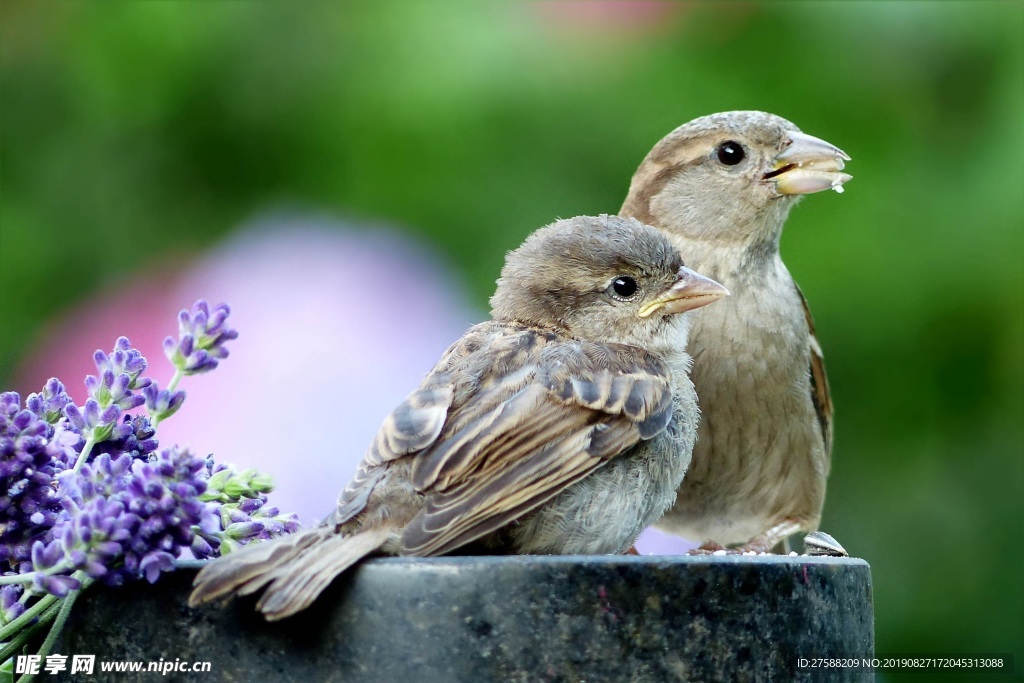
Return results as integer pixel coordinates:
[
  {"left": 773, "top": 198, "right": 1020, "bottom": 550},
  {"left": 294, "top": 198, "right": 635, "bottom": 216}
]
[
  {"left": 401, "top": 338, "right": 674, "bottom": 557},
  {"left": 332, "top": 376, "right": 455, "bottom": 525},
  {"left": 796, "top": 284, "right": 834, "bottom": 472},
  {"left": 330, "top": 323, "right": 534, "bottom": 527}
]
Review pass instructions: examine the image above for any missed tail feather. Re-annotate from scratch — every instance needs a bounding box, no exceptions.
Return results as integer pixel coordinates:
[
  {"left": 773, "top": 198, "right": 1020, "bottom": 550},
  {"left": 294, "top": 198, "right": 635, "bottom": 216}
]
[
  {"left": 256, "top": 528, "right": 390, "bottom": 620},
  {"left": 188, "top": 526, "right": 331, "bottom": 608}
]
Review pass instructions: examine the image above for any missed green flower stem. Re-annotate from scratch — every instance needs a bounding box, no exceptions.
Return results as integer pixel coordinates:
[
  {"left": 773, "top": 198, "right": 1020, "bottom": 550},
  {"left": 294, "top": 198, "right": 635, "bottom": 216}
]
[
  {"left": 150, "top": 367, "right": 185, "bottom": 430},
  {"left": 0, "top": 595, "right": 58, "bottom": 642},
  {"left": 71, "top": 433, "right": 98, "bottom": 474},
  {"left": 18, "top": 576, "right": 89, "bottom": 683},
  {"left": 166, "top": 367, "right": 184, "bottom": 393},
  {"left": 0, "top": 599, "right": 61, "bottom": 667}
]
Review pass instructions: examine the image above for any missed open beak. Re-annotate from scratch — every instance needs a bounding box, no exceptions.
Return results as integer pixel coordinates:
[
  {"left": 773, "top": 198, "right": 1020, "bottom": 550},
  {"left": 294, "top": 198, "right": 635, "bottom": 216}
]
[
  {"left": 764, "top": 131, "right": 852, "bottom": 195},
  {"left": 638, "top": 266, "right": 729, "bottom": 318}
]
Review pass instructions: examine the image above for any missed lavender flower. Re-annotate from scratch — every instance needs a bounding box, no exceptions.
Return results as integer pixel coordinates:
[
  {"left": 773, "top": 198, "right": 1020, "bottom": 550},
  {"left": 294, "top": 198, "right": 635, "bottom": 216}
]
[
  {"left": 0, "top": 584, "right": 24, "bottom": 622},
  {"left": 62, "top": 337, "right": 155, "bottom": 451},
  {"left": 86, "top": 338, "right": 149, "bottom": 414},
  {"left": 24, "top": 448, "right": 220, "bottom": 595},
  {"left": 63, "top": 399, "right": 131, "bottom": 445},
  {"left": 201, "top": 467, "right": 274, "bottom": 503},
  {"left": 143, "top": 383, "right": 186, "bottom": 423},
  {"left": 94, "top": 414, "right": 159, "bottom": 461},
  {"left": 85, "top": 371, "right": 143, "bottom": 413},
  {"left": 25, "top": 378, "right": 72, "bottom": 425},
  {"left": 122, "top": 448, "right": 217, "bottom": 582},
  {"left": 164, "top": 300, "right": 238, "bottom": 375},
  {"left": 0, "top": 393, "right": 66, "bottom": 563},
  {"left": 27, "top": 540, "right": 80, "bottom": 597},
  {"left": 2, "top": 298, "right": 293, "bottom": 675},
  {"left": 93, "top": 337, "right": 151, "bottom": 391},
  {"left": 191, "top": 460, "right": 298, "bottom": 558}
]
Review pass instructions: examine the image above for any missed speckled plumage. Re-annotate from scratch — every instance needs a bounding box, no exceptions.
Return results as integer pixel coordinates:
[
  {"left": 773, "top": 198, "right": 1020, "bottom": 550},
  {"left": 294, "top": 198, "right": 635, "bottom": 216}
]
[
  {"left": 189, "top": 215, "right": 725, "bottom": 619},
  {"left": 620, "top": 111, "right": 842, "bottom": 549}
]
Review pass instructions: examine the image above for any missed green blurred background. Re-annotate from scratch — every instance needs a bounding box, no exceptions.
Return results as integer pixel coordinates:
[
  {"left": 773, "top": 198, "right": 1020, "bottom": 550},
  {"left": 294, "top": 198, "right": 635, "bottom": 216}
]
[{"left": 2, "top": 1, "right": 1021, "bottom": 678}]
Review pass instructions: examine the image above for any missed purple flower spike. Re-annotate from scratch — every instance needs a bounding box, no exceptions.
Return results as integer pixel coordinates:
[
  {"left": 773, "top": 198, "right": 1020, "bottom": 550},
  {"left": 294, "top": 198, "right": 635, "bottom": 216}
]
[
  {"left": 1, "top": 395, "right": 64, "bottom": 553},
  {"left": 87, "top": 345, "right": 148, "bottom": 416},
  {"left": 64, "top": 398, "right": 124, "bottom": 445},
  {"left": 94, "top": 337, "right": 151, "bottom": 391},
  {"left": 94, "top": 414, "right": 159, "bottom": 461},
  {"left": 143, "top": 383, "right": 186, "bottom": 422},
  {"left": 196, "top": 461, "right": 299, "bottom": 552},
  {"left": 1, "top": 392, "right": 21, "bottom": 420},
  {"left": 164, "top": 300, "right": 238, "bottom": 375},
  {"left": 26, "top": 379, "right": 72, "bottom": 424},
  {"left": 40, "top": 447, "right": 215, "bottom": 587}
]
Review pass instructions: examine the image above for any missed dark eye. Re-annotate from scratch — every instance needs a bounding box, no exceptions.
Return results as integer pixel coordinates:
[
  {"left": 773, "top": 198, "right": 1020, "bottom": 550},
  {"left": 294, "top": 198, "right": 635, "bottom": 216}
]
[
  {"left": 611, "top": 276, "right": 638, "bottom": 299},
  {"left": 716, "top": 140, "right": 745, "bottom": 166}
]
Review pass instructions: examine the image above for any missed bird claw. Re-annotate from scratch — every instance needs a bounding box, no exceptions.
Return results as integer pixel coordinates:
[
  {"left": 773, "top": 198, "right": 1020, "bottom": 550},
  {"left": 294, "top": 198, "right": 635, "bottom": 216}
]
[
  {"left": 687, "top": 518, "right": 805, "bottom": 556},
  {"left": 686, "top": 541, "right": 743, "bottom": 556}
]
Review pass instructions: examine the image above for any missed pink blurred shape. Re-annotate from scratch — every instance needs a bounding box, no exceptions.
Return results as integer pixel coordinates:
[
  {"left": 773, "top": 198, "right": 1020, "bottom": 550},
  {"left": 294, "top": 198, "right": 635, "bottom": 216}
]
[{"left": 634, "top": 524, "right": 699, "bottom": 555}]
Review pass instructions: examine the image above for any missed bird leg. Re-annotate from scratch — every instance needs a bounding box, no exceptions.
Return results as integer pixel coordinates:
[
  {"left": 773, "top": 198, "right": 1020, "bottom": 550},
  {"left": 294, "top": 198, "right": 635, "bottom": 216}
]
[
  {"left": 734, "top": 519, "right": 802, "bottom": 554},
  {"left": 686, "top": 518, "right": 803, "bottom": 555}
]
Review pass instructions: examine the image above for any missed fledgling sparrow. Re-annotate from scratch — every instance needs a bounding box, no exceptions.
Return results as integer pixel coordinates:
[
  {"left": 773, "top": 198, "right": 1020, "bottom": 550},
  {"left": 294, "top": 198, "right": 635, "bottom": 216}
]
[
  {"left": 189, "top": 214, "right": 728, "bottom": 619},
  {"left": 620, "top": 111, "right": 850, "bottom": 552}
]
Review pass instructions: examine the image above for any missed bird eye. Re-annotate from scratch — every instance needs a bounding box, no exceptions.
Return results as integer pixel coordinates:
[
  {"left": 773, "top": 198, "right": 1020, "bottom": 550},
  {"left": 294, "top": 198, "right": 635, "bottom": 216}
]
[
  {"left": 716, "top": 140, "right": 746, "bottom": 166},
  {"left": 611, "top": 276, "right": 638, "bottom": 299}
]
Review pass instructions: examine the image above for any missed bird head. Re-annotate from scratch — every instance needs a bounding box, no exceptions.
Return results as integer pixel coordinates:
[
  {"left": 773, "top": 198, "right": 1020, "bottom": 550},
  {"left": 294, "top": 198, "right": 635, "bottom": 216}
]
[
  {"left": 620, "top": 111, "right": 851, "bottom": 249},
  {"left": 490, "top": 215, "right": 728, "bottom": 354}
]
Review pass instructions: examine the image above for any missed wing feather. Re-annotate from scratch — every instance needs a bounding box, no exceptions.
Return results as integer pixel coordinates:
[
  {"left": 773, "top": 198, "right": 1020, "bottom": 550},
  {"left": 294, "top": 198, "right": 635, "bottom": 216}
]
[
  {"left": 400, "top": 334, "right": 674, "bottom": 556},
  {"left": 333, "top": 377, "right": 455, "bottom": 525},
  {"left": 795, "top": 284, "right": 834, "bottom": 472}
]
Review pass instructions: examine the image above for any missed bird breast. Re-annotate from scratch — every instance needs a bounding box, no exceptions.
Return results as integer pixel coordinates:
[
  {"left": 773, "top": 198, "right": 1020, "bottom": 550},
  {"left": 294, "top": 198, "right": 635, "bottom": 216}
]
[{"left": 666, "top": 247, "right": 827, "bottom": 544}]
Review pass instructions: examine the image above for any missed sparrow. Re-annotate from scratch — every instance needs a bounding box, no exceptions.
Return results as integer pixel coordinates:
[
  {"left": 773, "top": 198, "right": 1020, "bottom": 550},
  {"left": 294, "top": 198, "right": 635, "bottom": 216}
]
[
  {"left": 189, "top": 214, "right": 728, "bottom": 620},
  {"left": 619, "top": 110, "right": 850, "bottom": 552}
]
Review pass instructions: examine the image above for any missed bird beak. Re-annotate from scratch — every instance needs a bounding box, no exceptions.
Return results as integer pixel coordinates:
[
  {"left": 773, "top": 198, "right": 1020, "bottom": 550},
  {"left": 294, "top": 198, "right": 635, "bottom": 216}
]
[
  {"left": 638, "top": 266, "right": 729, "bottom": 318},
  {"left": 765, "top": 131, "right": 852, "bottom": 195}
]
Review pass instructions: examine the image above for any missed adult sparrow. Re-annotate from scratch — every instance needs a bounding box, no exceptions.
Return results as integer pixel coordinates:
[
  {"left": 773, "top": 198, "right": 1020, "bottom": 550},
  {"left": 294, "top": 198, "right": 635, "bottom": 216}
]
[
  {"left": 189, "top": 214, "right": 728, "bottom": 619},
  {"left": 620, "top": 111, "right": 850, "bottom": 552}
]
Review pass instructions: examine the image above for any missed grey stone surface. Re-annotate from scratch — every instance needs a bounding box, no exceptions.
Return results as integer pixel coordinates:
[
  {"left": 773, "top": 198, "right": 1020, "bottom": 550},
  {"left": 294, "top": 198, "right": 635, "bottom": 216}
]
[{"left": 58, "top": 555, "right": 873, "bottom": 682}]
